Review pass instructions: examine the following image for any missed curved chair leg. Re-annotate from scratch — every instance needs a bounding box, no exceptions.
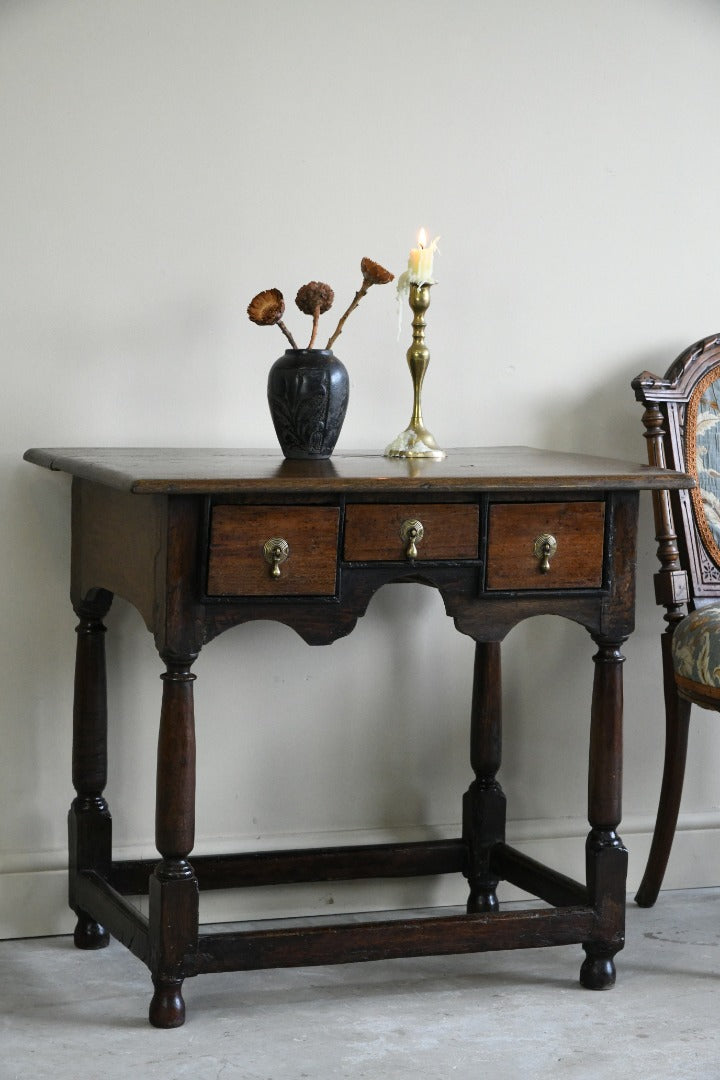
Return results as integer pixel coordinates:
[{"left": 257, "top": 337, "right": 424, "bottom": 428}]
[{"left": 635, "top": 634, "right": 691, "bottom": 907}]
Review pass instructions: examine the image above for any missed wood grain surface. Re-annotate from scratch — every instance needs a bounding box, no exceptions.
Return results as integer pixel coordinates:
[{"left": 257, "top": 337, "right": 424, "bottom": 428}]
[{"left": 24, "top": 446, "right": 693, "bottom": 493}]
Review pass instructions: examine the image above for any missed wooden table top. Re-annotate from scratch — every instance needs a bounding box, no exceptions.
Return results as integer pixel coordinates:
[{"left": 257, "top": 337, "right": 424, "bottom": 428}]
[{"left": 23, "top": 446, "right": 693, "bottom": 495}]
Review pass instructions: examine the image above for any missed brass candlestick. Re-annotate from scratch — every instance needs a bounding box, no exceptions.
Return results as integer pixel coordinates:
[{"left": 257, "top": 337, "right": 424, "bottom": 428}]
[{"left": 384, "top": 283, "right": 445, "bottom": 460}]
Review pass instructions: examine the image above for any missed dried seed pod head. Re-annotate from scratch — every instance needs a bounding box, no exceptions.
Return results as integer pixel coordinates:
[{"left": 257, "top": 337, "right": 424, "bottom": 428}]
[
  {"left": 361, "top": 258, "right": 394, "bottom": 285},
  {"left": 247, "top": 288, "right": 285, "bottom": 326},
  {"left": 295, "top": 281, "right": 334, "bottom": 315}
]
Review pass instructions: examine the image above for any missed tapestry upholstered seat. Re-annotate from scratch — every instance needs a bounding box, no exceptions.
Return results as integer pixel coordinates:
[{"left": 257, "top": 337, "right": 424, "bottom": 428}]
[
  {"left": 632, "top": 333, "right": 720, "bottom": 906},
  {"left": 672, "top": 605, "right": 720, "bottom": 706}
]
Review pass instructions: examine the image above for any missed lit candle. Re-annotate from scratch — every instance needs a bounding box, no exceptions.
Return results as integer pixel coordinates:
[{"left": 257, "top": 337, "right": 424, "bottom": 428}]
[{"left": 407, "top": 228, "right": 439, "bottom": 284}]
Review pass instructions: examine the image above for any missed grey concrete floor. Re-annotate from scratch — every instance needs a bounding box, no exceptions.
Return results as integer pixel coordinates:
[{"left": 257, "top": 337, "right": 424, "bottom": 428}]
[{"left": 2, "top": 889, "right": 720, "bottom": 1080}]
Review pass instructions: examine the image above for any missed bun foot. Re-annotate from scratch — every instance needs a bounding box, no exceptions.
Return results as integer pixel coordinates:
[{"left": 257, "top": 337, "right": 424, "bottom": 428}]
[
  {"left": 73, "top": 912, "right": 109, "bottom": 950},
  {"left": 467, "top": 890, "right": 499, "bottom": 914},
  {"left": 580, "top": 946, "right": 617, "bottom": 990},
  {"left": 149, "top": 978, "right": 186, "bottom": 1028}
]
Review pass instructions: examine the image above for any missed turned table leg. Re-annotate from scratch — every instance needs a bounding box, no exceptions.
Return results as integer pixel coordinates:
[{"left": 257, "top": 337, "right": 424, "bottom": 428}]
[
  {"left": 580, "top": 637, "right": 628, "bottom": 990},
  {"left": 69, "top": 591, "right": 113, "bottom": 950},
  {"left": 148, "top": 652, "right": 200, "bottom": 1029},
  {"left": 463, "top": 641, "right": 507, "bottom": 913}
]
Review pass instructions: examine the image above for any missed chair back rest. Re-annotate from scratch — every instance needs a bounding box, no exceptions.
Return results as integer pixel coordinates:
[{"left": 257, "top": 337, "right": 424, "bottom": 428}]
[{"left": 633, "top": 334, "right": 720, "bottom": 612}]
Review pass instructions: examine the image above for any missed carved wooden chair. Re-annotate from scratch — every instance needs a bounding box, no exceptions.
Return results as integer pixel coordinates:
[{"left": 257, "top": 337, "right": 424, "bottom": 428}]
[{"left": 633, "top": 333, "right": 720, "bottom": 906}]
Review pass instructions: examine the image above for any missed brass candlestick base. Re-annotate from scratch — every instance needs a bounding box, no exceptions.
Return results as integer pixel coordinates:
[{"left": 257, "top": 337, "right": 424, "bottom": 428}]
[{"left": 384, "top": 282, "right": 445, "bottom": 460}]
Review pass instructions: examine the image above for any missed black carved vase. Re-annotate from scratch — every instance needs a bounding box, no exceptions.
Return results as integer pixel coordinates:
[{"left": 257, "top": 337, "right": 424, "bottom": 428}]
[{"left": 267, "top": 349, "right": 349, "bottom": 459}]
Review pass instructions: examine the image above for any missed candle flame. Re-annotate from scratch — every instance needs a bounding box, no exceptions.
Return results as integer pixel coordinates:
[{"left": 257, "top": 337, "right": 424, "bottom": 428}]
[{"left": 418, "top": 227, "right": 428, "bottom": 249}]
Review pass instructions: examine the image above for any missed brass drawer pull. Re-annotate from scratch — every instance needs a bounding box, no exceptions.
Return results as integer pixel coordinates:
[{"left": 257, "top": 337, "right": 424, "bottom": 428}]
[
  {"left": 263, "top": 537, "right": 289, "bottom": 578},
  {"left": 401, "top": 519, "right": 424, "bottom": 560},
  {"left": 533, "top": 533, "right": 557, "bottom": 573}
]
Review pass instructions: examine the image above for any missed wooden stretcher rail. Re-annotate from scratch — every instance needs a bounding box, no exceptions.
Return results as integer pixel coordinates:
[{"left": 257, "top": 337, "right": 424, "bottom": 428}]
[
  {"left": 491, "top": 843, "right": 589, "bottom": 907},
  {"left": 108, "top": 838, "right": 468, "bottom": 895},
  {"left": 194, "top": 906, "right": 598, "bottom": 974},
  {"left": 75, "top": 871, "right": 150, "bottom": 964}
]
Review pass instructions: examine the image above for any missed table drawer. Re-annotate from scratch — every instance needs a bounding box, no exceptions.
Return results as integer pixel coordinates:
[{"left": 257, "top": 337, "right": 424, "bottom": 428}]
[
  {"left": 207, "top": 505, "right": 340, "bottom": 596},
  {"left": 486, "top": 501, "right": 605, "bottom": 590},
  {"left": 344, "top": 503, "right": 479, "bottom": 561}
]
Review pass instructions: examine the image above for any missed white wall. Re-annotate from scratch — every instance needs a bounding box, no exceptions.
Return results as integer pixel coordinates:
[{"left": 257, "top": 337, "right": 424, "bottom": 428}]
[{"left": 3, "top": 0, "right": 720, "bottom": 938}]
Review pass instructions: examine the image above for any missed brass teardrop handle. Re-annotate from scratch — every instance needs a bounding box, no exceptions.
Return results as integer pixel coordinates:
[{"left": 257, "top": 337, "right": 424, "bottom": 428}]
[
  {"left": 263, "top": 537, "right": 289, "bottom": 578},
  {"left": 533, "top": 533, "right": 558, "bottom": 574},
  {"left": 400, "top": 519, "right": 424, "bottom": 560}
]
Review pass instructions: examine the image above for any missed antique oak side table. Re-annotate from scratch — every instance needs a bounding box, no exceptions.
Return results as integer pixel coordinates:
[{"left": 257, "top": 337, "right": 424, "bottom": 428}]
[{"left": 24, "top": 446, "right": 690, "bottom": 1027}]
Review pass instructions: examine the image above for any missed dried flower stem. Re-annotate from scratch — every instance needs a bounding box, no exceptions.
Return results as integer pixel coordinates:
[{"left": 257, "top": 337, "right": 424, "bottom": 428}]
[
  {"left": 326, "top": 281, "right": 370, "bottom": 349},
  {"left": 278, "top": 320, "right": 299, "bottom": 349},
  {"left": 308, "top": 309, "right": 320, "bottom": 349}
]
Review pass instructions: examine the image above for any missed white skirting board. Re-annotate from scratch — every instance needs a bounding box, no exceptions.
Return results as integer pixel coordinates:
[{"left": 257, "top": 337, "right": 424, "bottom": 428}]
[{"left": 2, "top": 814, "right": 719, "bottom": 940}]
